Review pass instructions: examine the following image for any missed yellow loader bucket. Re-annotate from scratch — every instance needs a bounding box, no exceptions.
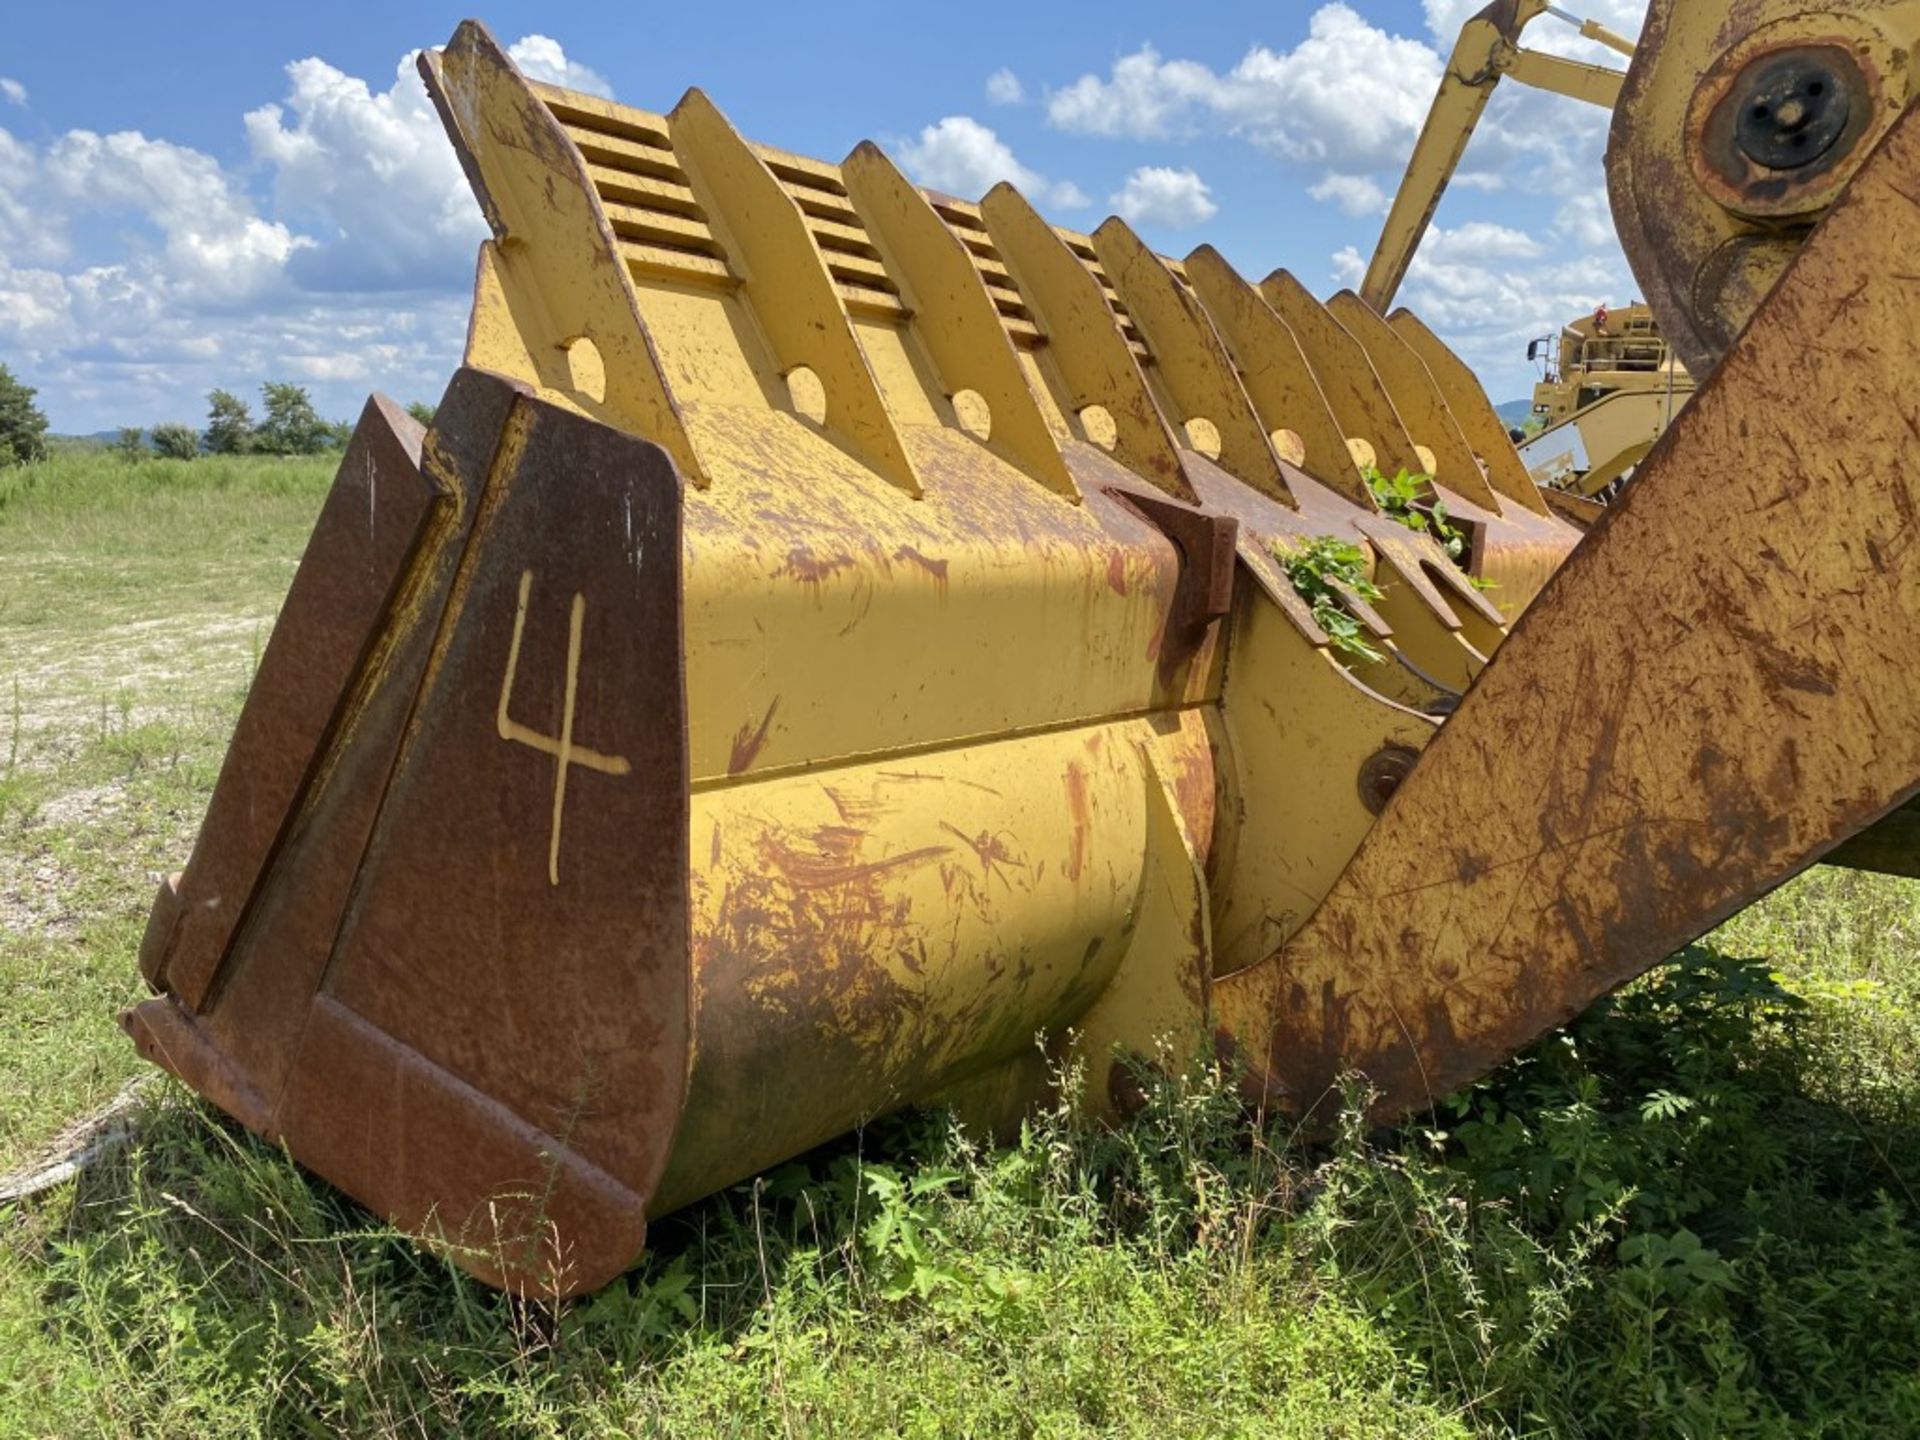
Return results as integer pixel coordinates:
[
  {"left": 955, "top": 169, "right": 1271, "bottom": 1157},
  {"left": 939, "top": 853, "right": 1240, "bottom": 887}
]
[{"left": 126, "top": 11, "right": 1920, "bottom": 1295}]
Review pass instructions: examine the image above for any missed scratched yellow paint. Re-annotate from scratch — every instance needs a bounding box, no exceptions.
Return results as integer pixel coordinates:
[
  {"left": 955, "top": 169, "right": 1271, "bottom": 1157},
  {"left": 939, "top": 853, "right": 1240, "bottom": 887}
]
[{"left": 655, "top": 708, "right": 1216, "bottom": 1207}]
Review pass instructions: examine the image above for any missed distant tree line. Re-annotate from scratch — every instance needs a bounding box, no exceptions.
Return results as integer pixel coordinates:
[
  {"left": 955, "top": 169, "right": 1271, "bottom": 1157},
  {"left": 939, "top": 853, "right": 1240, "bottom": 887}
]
[
  {"left": 0, "top": 365, "right": 441, "bottom": 468},
  {"left": 193, "top": 384, "right": 353, "bottom": 457}
]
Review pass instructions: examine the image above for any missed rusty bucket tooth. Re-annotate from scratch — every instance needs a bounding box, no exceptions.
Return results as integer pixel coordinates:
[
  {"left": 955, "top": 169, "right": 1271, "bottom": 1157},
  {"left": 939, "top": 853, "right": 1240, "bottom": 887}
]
[{"left": 131, "top": 13, "right": 1920, "bottom": 1296}]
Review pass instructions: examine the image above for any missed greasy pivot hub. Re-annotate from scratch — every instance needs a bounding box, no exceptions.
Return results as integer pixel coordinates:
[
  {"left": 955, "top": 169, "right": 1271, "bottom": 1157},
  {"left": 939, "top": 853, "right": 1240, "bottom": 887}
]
[{"left": 1735, "top": 55, "right": 1851, "bottom": 170}]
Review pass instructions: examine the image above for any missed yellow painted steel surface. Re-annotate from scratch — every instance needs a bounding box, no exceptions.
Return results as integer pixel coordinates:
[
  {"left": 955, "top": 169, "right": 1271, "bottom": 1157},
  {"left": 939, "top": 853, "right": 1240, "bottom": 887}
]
[
  {"left": 424, "top": 24, "right": 1577, "bottom": 776},
  {"left": 1510, "top": 304, "right": 1694, "bottom": 498},
  {"left": 1522, "top": 385, "right": 1685, "bottom": 496},
  {"left": 656, "top": 713, "right": 1215, "bottom": 1212}
]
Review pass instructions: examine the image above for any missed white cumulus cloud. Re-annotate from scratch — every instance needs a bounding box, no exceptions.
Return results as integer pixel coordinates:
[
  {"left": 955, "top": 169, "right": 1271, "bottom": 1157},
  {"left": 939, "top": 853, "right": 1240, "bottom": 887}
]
[
  {"left": 1310, "top": 172, "right": 1388, "bottom": 216},
  {"left": 985, "top": 68, "right": 1024, "bottom": 105},
  {"left": 1418, "top": 220, "right": 1543, "bottom": 263},
  {"left": 0, "top": 32, "right": 600, "bottom": 431},
  {"left": 1111, "top": 166, "right": 1217, "bottom": 229},
  {"left": 503, "top": 35, "right": 613, "bottom": 98},
  {"left": 897, "top": 115, "right": 1087, "bottom": 208},
  {"left": 1332, "top": 217, "right": 1634, "bottom": 397},
  {"left": 0, "top": 261, "right": 70, "bottom": 341},
  {"left": 1042, "top": 2, "right": 1646, "bottom": 200},
  {"left": 0, "top": 78, "right": 26, "bottom": 108},
  {"left": 0, "top": 129, "right": 64, "bottom": 265},
  {"left": 1047, "top": 6, "right": 1440, "bottom": 171},
  {"left": 1552, "top": 190, "right": 1617, "bottom": 248},
  {"left": 242, "top": 33, "right": 607, "bottom": 291},
  {"left": 1046, "top": 47, "right": 1220, "bottom": 141},
  {"left": 244, "top": 52, "right": 487, "bottom": 291},
  {"left": 1027, "top": 0, "right": 1646, "bottom": 401},
  {"left": 47, "top": 129, "right": 311, "bottom": 303}
]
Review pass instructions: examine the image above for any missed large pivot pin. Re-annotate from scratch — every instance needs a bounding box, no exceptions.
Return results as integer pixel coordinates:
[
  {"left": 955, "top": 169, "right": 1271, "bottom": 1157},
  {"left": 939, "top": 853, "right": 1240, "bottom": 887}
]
[{"left": 1734, "top": 55, "right": 1851, "bottom": 170}]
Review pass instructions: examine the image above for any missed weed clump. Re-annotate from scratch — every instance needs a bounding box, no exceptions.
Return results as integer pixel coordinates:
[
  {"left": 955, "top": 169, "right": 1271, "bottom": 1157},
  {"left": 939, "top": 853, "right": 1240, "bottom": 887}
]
[
  {"left": 1275, "top": 535, "right": 1386, "bottom": 663},
  {"left": 1365, "top": 465, "right": 1469, "bottom": 565}
]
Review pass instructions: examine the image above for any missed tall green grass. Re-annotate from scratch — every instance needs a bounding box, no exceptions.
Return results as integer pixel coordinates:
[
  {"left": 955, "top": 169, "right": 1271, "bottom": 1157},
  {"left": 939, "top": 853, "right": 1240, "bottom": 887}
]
[
  {"left": 1, "top": 452, "right": 334, "bottom": 1172},
  {"left": 0, "top": 450, "right": 335, "bottom": 640},
  {"left": 0, "top": 449, "right": 337, "bottom": 518}
]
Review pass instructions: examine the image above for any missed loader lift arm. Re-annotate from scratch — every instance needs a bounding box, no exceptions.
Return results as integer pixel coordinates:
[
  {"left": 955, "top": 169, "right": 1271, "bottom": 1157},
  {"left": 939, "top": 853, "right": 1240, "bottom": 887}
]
[{"left": 1360, "top": 0, "right": 1635, "bottom": 313}]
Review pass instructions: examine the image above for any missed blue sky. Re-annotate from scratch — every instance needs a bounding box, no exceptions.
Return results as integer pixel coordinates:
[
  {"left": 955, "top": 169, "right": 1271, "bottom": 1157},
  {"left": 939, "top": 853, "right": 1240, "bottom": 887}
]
[{"left": 0, "top": 0, "right": 1646, "bottom": 433}]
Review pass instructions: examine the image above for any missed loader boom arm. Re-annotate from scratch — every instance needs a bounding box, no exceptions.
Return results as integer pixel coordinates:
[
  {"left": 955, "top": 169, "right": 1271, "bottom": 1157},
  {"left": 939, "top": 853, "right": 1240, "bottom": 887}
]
[{"left": 1360, "top": 0, "right": 1631, "bottom": 312}]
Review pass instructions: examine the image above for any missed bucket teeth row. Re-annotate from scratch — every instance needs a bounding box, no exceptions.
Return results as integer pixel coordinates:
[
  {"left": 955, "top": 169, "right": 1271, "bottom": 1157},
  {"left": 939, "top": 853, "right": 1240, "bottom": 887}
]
[{"left": 428, "top": 22, "right": 1570, "bottom": 600}]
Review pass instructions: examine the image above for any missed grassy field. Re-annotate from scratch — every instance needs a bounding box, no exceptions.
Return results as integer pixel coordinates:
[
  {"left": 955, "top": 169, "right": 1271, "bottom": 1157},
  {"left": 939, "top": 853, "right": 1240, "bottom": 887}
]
[{"left": 4, "top": 451, "right": 1920, "bottom": 1437}]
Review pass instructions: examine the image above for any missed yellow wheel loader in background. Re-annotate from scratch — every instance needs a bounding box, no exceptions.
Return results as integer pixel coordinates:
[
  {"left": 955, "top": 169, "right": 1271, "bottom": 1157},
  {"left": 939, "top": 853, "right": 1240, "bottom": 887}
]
[
  {"left": 1519, "top": 302, "right": 1694, "bottom": 502},
  {"left": 125, "top": 1, "right": 1920, "bottom": 1297}
]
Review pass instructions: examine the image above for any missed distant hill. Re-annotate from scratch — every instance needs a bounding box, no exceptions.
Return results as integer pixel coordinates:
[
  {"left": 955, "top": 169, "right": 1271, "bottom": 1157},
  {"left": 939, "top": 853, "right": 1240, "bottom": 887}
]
[{"left": 1493, "top": 400, "right": 1534, "bottom": 427}]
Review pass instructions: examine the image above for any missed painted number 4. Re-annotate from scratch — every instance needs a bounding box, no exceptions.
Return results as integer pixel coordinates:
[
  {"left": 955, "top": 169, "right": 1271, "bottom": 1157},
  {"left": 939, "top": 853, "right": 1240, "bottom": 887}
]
[{"left": 495, "top": 570, "right": 632, "bottom": 886}]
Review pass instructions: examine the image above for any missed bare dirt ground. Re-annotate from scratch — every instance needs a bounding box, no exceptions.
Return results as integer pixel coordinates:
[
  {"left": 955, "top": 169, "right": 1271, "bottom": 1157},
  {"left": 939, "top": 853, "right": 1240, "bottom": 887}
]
[{"left": 0, "top": 607, "right": 273, "bottom": 944}]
